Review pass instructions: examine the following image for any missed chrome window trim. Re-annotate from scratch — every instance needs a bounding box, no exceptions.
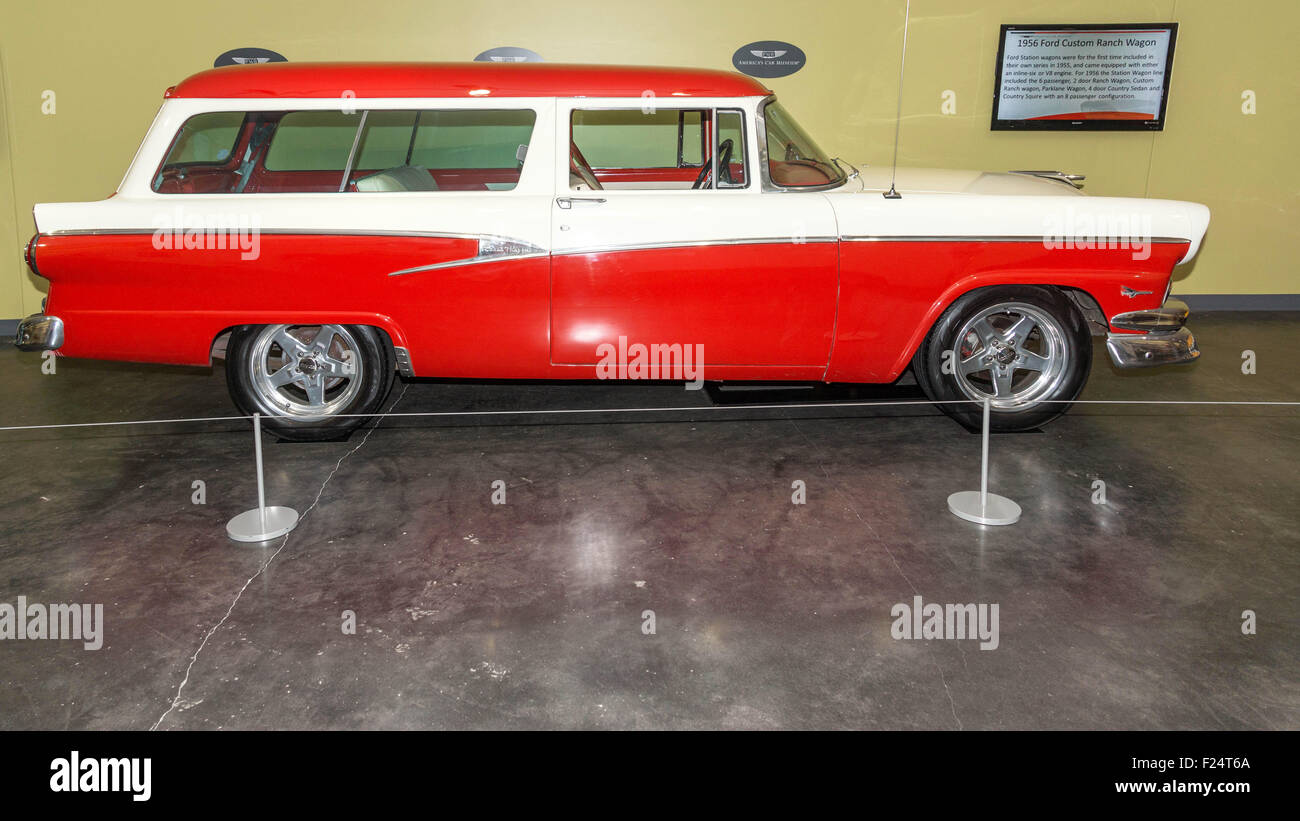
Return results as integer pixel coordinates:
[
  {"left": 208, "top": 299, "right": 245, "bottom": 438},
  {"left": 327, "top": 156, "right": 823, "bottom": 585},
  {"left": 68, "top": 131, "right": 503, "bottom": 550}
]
[
  {"left": 338, "top": 109, "right": 369, "bottom": 192},
  {"left": 714, "top": 108, "right": 750, "bottom": 190},
  {"left": 568, "top": 104, "right": 752, "bottom": 191}
]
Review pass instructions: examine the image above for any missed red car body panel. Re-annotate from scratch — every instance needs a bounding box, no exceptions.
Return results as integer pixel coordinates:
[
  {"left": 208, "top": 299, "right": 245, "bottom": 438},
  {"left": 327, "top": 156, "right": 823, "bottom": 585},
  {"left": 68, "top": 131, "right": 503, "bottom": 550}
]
[
  {"left": 828, "top": 240, "right": 1189, "bottom": 382},
  {"left": 550, "top": 242, "right": 838, "bottom": 367},
  {"left": 35, "top": 232, "right": 1187, "bottom": 382}
]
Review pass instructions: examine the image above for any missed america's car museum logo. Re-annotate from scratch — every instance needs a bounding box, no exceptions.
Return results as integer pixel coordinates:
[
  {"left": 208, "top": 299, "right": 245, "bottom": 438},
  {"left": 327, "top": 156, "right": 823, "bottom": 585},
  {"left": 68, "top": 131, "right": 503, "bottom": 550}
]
[
  {"left": 474, "top": 46, "right": 544, "bottom": 63},
  {"left": 732, "top": 40, "right": 807, "bottom": 78},
  {"left": 214, "top": 47, "right": 288, "bottom": 67}
]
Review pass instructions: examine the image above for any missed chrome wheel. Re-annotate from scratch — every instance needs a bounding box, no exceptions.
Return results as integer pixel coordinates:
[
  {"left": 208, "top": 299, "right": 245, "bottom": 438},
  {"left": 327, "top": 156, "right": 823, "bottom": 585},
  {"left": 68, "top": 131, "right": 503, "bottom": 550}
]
[
  {"left": 950, "top": 302, "right": 1070, "bottom": 409},
  {"left": 247, "top": 324, "right": 362, "bottom": 418}
]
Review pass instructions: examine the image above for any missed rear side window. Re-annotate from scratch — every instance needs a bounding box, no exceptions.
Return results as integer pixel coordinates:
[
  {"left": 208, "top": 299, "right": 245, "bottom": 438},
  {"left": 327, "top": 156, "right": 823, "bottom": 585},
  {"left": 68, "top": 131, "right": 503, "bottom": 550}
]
[
  {"left": 403, "top": 109, "right": 535, "bottom": 170},
  {"left": 153, "top": 108, "right": 537, "bottom": 194},
  {"left": 264, "top": 111, "right": 361, "bottom": 171},
  {"left": 162, "top": 112, "right": 243, "bottom": 165}
]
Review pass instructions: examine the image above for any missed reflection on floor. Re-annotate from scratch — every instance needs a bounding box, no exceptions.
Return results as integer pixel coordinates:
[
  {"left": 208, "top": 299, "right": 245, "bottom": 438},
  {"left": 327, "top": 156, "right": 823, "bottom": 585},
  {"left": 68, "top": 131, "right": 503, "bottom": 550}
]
[{"left": 0, "top": 312, "right": 1296, "bottom": 729}]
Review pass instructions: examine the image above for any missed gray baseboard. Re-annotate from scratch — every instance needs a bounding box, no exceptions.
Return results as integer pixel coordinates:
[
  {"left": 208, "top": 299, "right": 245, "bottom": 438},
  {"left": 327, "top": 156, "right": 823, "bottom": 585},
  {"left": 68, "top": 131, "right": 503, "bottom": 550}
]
[
  {"left": 1177, "top": 294, "right": 1300, "bottom": 311},
  {"left": 0, "top": 319, "right": 16, "bottom": 336}
]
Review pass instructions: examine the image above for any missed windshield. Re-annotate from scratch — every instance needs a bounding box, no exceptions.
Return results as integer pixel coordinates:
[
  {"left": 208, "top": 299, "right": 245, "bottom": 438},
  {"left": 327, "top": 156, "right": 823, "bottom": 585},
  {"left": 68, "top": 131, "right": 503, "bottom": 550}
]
[{"left": 762, "top": 100, "right": 844, "bottom": 189}]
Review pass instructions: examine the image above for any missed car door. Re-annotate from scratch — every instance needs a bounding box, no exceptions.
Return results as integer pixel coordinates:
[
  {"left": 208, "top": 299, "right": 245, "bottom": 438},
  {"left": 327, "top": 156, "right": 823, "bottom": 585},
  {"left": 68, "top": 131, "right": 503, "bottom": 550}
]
[{"left": 549, "top": 100, "right": 838, "bottom": 375}]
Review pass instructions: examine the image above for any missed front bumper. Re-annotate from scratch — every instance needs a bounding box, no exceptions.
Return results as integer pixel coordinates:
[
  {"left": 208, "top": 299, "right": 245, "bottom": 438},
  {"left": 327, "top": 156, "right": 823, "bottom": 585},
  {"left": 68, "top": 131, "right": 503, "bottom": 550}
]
[
  {"left": 13, "top": 314, "right": 64, "bottom": 352},
  {"left": 1105, "top": 298, "right": 1199, "bottom": 368}
]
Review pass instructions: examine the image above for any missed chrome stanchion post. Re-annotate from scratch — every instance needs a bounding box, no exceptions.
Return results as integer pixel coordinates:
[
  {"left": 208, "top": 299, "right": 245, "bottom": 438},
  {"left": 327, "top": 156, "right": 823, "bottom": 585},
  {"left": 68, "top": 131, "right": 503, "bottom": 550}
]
[
  {"left": 977, "top": 394, "right": 987, "bottom": 509},
  {"left": 948, "top": 398, "right": 1021, "bottom": 526},
  {"left": 227, "top": 412, "right": 300, "bottom": 542}
]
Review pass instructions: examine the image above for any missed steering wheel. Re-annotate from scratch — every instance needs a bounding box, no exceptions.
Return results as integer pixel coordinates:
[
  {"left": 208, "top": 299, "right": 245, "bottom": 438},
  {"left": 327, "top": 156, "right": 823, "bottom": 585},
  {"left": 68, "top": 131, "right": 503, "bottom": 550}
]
[{"left": 692, "top": 138, "right": 735, "bottom": 189}]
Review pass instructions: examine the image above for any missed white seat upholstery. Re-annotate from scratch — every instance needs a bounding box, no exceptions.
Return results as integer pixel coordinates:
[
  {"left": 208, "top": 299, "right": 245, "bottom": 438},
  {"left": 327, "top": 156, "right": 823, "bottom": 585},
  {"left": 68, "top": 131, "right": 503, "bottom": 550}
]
[{"left": 355, "top": 165, "right": 439, "bottom": 192}]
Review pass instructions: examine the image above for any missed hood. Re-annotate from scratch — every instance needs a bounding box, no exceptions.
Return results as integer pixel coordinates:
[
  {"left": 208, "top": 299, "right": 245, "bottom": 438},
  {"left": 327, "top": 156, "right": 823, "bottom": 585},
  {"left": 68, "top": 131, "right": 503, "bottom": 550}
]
[{"left": 838, "top": 165, "right": 1084, "bottom": 197}]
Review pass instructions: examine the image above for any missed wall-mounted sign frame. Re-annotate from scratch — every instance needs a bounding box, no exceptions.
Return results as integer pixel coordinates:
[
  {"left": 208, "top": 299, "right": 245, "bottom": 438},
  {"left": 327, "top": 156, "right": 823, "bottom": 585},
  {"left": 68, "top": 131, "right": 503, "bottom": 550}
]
[{"left": 991, "top": 23, "right": 1178, "bottom": 131}]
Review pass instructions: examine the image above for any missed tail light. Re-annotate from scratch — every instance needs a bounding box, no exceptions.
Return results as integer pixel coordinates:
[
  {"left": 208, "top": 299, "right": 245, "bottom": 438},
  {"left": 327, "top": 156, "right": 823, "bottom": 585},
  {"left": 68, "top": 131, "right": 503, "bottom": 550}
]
[{"left": 23, "top": 234, "right": 40, "bottom": 276}]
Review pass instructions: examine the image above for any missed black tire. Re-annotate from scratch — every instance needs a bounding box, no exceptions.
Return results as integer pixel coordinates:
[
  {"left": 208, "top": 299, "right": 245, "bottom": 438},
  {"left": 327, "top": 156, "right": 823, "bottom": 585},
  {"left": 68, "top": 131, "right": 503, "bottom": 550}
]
[
  {"left": 913, "top": 285, "right": 1091, "bottom": 431},
  {"left": 225, "top": 323, "right": 396, "bottom": 442}
]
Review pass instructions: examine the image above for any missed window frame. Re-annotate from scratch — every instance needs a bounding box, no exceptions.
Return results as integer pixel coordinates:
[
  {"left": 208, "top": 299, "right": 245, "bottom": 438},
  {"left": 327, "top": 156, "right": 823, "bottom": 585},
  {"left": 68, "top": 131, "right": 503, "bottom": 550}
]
[
  {"left": 151, "top": 106, "right": 540, "bottom": 195},
  {"left": 675, "top": 110, "right": 706, "bottom": 169},
  {"left": 567, "top": 105, "right": 752, "bottom": 192},
  {"left": 153, "top": 111, "right": 247, "bottom": 170},
  {"left": 712, "top": 108, "right": 750, "bottom": 190},
  {"left": 755, "top": 95, "right": 846, "bottom": 193}
]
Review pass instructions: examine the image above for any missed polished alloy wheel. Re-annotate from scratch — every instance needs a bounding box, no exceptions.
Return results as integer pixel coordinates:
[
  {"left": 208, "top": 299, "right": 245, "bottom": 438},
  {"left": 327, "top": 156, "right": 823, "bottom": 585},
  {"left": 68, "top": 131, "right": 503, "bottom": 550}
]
[
  {"left": 950, "top": 302, "right": 1070, "bottom": 409},
  {"left": 247, "top": 324, "right": 362, "bottom": 418}
]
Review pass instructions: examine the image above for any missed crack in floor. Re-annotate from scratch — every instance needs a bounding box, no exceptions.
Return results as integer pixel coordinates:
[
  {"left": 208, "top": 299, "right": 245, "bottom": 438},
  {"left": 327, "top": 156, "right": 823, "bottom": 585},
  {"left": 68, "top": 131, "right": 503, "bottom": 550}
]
[{"left": 151, "top": 383, "right": 409, "bottom": 731}]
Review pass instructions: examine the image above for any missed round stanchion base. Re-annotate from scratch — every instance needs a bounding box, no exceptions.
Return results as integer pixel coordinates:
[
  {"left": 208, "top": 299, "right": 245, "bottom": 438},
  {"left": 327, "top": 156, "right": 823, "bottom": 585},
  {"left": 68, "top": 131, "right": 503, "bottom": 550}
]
[
  {"left": 226, "top": 506, "right": 299, "bottom": 543},
  {"left": 947, "top": 491, "right": 1021, "bottom": 526}
]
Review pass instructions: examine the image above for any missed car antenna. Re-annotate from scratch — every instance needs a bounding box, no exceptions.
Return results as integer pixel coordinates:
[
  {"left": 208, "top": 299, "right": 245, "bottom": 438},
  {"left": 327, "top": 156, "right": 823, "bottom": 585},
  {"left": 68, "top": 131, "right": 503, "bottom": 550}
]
[{"left": 884, "top": 0, "right": 911, "bottom": 200}]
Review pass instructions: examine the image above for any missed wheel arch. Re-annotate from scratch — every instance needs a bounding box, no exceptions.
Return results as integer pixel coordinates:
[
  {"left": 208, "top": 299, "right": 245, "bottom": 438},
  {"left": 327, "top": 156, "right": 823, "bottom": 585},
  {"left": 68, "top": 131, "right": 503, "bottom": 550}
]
[
  {"left": 896, "top": 280, "right": 1097, "bottom": 380},
  {"left": 207, "top": 315, "right": 408, "bottom": 368}
]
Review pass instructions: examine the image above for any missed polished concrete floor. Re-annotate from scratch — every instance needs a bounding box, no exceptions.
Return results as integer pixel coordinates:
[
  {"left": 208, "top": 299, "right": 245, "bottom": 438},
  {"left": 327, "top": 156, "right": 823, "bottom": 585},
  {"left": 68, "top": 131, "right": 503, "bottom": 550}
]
[{"left": 0, "top": 312, "right": 1296, "bottom": 730}]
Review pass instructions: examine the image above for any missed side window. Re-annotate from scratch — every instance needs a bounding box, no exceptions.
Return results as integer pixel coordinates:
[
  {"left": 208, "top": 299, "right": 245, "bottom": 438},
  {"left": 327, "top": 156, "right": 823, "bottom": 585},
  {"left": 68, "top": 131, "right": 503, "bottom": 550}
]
[
  {"left": 407, "top": 110, "right": 536, "bottom": 173},
  {"left": 353, "top": 110, "right": 419, "bottom": 170},
  {"left": 715, "top": 109, "right": 748, "bottom": 189},
  {"left": 568, "top": 108, "right": 748, "bottom": 191},
  {"left": 350, "top": 109, "right": 537, "bottom": 191},
  {"left": 678, "top": 111, "right": 705, "bottom": 167},
  {"left": 154, "top": 108, "right": 536, "bottom": 194},
  {"left": 264, "top": 110, "right": 362, "bottom": 171},
  {"left": 163, "top": 112, "right": 244, "bottom": 165},
  {"left": 572, "top": 109, "right": 701, "bottom": 170}
]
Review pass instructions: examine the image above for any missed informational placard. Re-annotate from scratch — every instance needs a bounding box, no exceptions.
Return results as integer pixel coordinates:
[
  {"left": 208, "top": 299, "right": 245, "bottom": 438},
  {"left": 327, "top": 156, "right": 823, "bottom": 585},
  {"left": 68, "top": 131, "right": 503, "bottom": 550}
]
[{"left": 992, "top": 23, "right": 1178, "bottom": 131}]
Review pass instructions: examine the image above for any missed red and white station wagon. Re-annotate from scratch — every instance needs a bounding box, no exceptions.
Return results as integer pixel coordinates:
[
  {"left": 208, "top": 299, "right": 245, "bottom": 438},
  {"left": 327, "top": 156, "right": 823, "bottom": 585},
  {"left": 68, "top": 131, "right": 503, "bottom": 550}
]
[{"left": 16, "top": 62, "right": 1208, "bottom": 439}]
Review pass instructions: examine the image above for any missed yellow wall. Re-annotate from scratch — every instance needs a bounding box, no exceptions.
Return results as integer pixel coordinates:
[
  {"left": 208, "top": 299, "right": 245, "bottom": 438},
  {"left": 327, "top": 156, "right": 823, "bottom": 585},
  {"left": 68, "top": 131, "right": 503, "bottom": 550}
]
[{"left": 2, "top": 0, "right": 1296, "bottom": 317}]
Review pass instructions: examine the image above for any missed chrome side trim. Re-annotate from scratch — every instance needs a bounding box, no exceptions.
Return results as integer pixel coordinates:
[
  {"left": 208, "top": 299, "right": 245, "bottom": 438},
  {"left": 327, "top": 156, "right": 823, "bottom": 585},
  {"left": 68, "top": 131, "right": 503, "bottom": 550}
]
[
  {"left": 389, "top": 251, "right": 548, "bottom": 276},
  {"left": 553, "top": 236, "right": 837, "bottom": 256},
  {"left": 393, "top": 346, "right": 414, "bottom": 377},
  {"left": 45, "top": 228, "right": 490, "bottom": 240},
  {"left": 841, "top": 235, "right": 1190, "bottom": 244},
  {"left": 387, "top": 236, "right": 547, "bottom": 277},
  {"left": 1107, "top": 327, "right": 1199, "bottom": 368},
  {"left": 14, "top": 314, "right": 64, "bottom": 352}
]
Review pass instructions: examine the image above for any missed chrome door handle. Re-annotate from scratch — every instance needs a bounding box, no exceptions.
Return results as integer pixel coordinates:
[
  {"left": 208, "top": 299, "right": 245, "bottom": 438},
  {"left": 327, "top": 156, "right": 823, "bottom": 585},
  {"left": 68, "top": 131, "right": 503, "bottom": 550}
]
[{"left": 556, "top": 197, "right": 607, "bottom": 209}]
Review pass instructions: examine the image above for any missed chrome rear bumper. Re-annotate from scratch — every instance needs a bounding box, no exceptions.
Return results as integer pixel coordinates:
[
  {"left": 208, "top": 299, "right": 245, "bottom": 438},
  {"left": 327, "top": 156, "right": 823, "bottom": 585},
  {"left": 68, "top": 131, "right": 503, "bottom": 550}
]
[
  {"left": 13, "top": 314, "right": 64, "bottom": 352},
  {"left": 1105, "top": 299, "right": 1199, "bottom": 368}
]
